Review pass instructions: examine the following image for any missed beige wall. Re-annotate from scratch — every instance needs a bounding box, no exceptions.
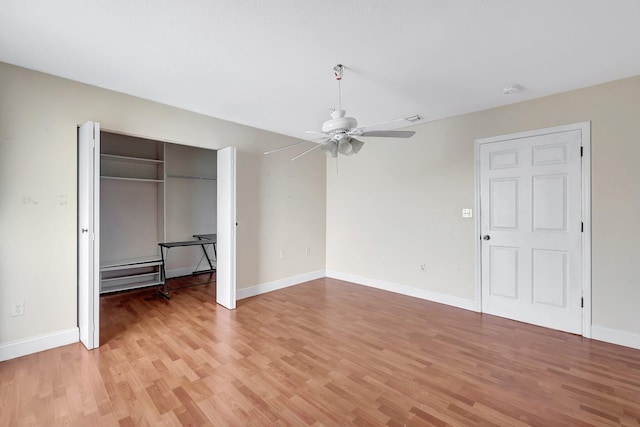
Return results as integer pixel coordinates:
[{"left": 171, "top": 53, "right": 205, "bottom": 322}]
[
  {"left": 0, "top": 62, "right": 326, "bottom": 345},
  {"left": 327, "top": 75, "right": 640, "bottom": 336},
  {"left": 2, "top": 58, "right": 638, "bottom": 350},
  {"left": 237, "top": 152, "right": 327, "bottom": 288}
]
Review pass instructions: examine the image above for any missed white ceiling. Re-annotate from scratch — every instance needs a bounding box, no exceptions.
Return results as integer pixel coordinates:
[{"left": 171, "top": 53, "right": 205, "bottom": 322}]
[{"left": 2, "top": 0, "right": 640, "bottom": 142}]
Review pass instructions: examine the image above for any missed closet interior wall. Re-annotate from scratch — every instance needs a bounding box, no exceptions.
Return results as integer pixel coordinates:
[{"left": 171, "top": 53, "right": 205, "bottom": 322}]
[
  {"left": 165, "top": 143, "right": 217, "bottom": 278},
  {"left": 99, "top": 132, "right": 165, "bottom": 293},
  {"left": 99, "top": 133, "right": 217, "bottom": 293}
]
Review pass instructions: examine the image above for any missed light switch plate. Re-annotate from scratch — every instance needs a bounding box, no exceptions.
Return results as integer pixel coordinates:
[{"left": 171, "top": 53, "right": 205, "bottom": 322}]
[{"left": 462, "top": 208, "right": 473, "bottom": 218}]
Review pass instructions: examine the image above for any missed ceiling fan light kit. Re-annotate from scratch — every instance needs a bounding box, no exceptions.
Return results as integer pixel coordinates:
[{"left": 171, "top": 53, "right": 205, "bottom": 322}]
[
  {"left": 265, "top": 64, "right": 422, "bottom": 161},
  {"left": 321, "top": 140, "right": 338, "bottom": 158},
  {"left": 347, "top": 137, "right": 364, "bottom": 154}
]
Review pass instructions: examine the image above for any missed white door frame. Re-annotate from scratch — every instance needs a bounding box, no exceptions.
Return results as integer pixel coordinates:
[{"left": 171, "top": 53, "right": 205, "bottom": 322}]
[
  {"left": 78, "top": 125, "right": 238, "bottom": 349},
  {"left": 474, "top": 122, "right": 592, "bottom": 337}
]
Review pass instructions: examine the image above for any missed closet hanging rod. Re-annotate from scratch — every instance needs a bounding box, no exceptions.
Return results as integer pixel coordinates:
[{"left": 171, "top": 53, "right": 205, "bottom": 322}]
[{"left": 166, "top": 174, "right": 216, "bottom": 181}]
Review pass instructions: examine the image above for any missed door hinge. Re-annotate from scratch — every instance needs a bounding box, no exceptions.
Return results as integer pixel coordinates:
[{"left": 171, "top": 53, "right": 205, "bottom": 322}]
[
  {"left": 581, "top": 222, "right": 584, "bottom": 232},
  {"left": 580, "top": 146, "right": 583, "bottom": 157},
  {"left": 581, "top": 297, "right": 584, "bottom": 308}
]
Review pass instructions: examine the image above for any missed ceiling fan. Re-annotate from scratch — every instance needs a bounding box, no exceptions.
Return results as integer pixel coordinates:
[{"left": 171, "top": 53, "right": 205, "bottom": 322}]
[{"left": 265, "top": 64, "right": 423, "bottom": 161}]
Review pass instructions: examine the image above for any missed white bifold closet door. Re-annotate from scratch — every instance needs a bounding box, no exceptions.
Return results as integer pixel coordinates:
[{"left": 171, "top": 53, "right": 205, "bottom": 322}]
[
  {"left": 216, "top": 147, "right": 237, "bottom": 309},
  {"left": 78, "top": 121, "right": 100, "bottom": 349}
]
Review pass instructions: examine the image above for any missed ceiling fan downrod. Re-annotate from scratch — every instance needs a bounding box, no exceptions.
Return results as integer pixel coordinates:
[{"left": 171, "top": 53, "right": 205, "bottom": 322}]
[{"left": 333, "top": 64, "right": 345, "bottom": 111}]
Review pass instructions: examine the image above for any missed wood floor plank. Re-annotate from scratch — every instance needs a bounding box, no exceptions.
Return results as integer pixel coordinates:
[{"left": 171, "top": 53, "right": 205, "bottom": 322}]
[{"left": 2, "top": 276, "right": 640, "bottom": 425}]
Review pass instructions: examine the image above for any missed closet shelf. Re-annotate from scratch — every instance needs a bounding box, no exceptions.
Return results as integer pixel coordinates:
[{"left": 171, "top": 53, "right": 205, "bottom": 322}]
[
  {"left": 101, "top": 153, "right": 164, "bottom": 165},
  {"left": 166, "top": 174, "right": 216, "bottom": 181},
  {"left": 101, "top": 280, "right": 164, "bottom": 294},
  {"left": 101, "top": 271, "right": 160, "bottom": 283},
  {"left": 100, "top": 256, "right": 163, "bottom": 272},
  {"left": 100, "top": 176, "right": 164, "bottom": 183}
]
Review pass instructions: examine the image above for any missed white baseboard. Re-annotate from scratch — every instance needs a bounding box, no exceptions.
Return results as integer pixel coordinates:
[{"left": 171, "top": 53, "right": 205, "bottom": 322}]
[
  {"left": 326, "top": 270, "right": 477, "bottom": 312},
  {"left": 237, "top": 270, "right": 326, "bottom": 300},
  {"left": 591, "top": 325, "right": 640, "bottom": 350},
  {"left": 0, "top": 327, "right": 79, "bottom": 362}
]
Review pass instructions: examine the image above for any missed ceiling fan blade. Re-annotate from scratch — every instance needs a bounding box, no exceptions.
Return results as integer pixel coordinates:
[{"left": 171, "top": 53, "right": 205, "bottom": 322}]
[
  {"left": 351, "top": 115, "right": 423, "bottom": 134},
  {"left": 304, "top": 130, "right": 326, "bottom": 134},
  {"left": 310, "top": 136, "right": 331, "bottom": 144},
  {"left": 359, "top": 130, "right": 416, "bottom": 138},
  {"left": 356, "top": 118, "right": 407, "bottom": 130},
  {"left": 264, "top": 141, "right": 310, "bottom": 155},
  {"left": 290, "top": 143, "right": 324, "bottom": 161}
]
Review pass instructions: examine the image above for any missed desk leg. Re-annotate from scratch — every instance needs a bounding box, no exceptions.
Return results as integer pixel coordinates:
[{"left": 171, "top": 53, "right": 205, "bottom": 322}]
[
  {"left": 192, "top": 244, "right": 215, "bottom": 274},
  {"left": 194, "top": 237, "right": 216, "bottom": 273},
  {"left": 200, "top": 244, "right": 215, "bottom": 272},
  {"left": 158, "top": 247, "right": 170, "bottom": 300}
]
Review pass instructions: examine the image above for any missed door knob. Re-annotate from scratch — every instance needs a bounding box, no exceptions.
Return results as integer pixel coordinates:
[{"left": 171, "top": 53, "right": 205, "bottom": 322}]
[{"left": 482, "top": 235, "right": 491, "bottom": 240}]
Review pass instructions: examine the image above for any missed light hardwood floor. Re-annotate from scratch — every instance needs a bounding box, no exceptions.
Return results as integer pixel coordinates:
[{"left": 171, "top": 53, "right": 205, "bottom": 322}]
[{"left": 1, "top": 276, "right": 640, "bottom": 426}]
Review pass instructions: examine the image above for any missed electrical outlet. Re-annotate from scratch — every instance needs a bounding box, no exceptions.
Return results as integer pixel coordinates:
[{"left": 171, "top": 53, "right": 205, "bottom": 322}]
[
  {"left": 462, "top": 208, "right": 473, "bottom": 218},
  {"left": 11, "top": 301, "right": 25, "bottom": 317},
  {"left": 305, "top": 247, "right": 311, "bottom": 255},
  {"left": 280, "top": 250, "right": 286, "bottom": 259}
]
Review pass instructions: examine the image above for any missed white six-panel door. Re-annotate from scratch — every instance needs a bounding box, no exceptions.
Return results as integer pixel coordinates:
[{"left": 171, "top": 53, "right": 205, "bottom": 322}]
[{"left": 478, "top": 125, "right": 587, "bottom": 334}]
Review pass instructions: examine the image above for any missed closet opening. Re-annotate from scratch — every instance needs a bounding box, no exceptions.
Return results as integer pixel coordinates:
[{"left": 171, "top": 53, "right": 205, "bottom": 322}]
[
  {"left": 78, "top": 122, "right": 236, "bottom": 349},
  {"left": 99, "top": 132, "right": 218, "bottom": 297}
]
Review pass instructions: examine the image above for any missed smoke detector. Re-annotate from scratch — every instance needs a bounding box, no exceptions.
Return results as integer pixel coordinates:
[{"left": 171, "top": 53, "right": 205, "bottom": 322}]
[{"left": 503, "top": 84, "right": 523, "bottom": 95}]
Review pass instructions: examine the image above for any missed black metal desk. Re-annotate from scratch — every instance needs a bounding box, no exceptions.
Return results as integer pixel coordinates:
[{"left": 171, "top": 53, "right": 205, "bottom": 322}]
[
  {"left": 193, "top": 233, "right": 217, "bottom": 256},
  {"left": 157, "top": 236, "right": 216, "bottom": 299}
]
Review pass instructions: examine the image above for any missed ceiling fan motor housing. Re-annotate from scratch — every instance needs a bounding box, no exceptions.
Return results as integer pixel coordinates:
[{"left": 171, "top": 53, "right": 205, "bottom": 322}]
[{"left": 322, "top": 110, "right": 358, "bottom": 134}]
